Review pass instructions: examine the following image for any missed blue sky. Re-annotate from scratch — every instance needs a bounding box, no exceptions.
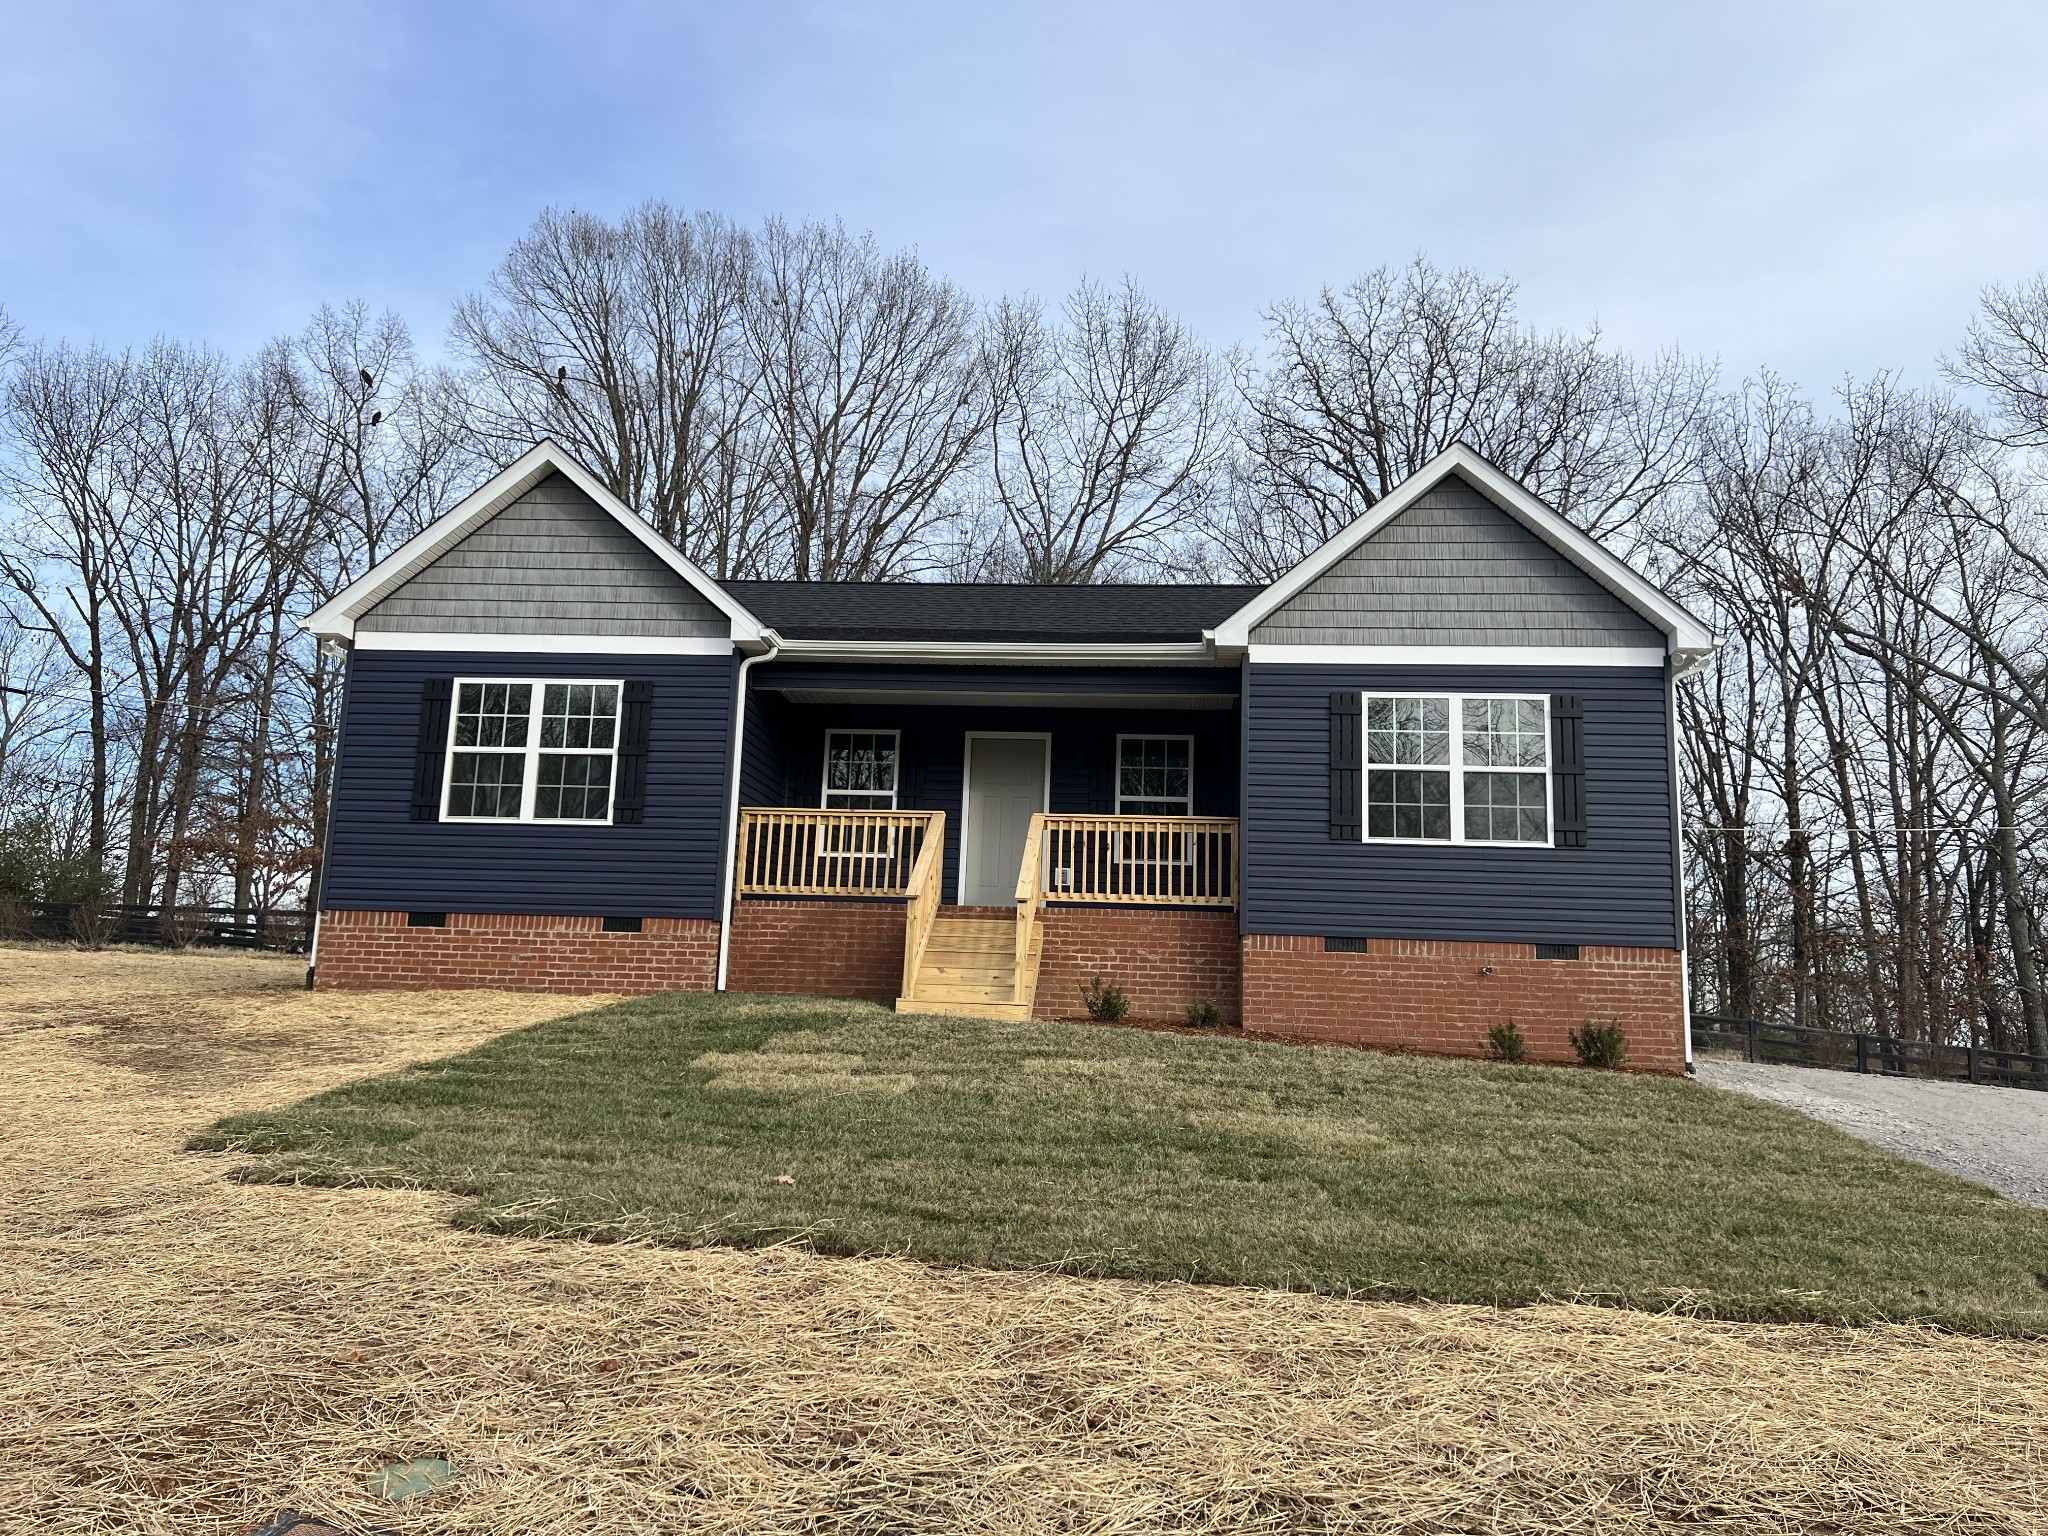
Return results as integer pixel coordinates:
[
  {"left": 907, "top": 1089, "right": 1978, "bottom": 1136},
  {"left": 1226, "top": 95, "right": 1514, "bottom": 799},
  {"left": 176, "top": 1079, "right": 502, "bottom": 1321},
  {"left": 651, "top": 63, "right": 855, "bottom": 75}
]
[{"left": 3, "top": 0, "right": 2044, "bottom": 391}]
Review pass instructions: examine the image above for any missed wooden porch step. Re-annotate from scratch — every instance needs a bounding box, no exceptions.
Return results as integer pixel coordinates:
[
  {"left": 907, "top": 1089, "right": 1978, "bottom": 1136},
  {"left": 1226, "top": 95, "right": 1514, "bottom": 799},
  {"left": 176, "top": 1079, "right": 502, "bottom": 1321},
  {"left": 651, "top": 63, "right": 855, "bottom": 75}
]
[
  {"left": 896, "top": 909, "right": 1043, "bottom": 1020},
  {"left": 917, "top": 966, "right": 1018, "bottom": 987},
  {"left": 895, "top": 996, "right": 1034, "bottom": 1020}
]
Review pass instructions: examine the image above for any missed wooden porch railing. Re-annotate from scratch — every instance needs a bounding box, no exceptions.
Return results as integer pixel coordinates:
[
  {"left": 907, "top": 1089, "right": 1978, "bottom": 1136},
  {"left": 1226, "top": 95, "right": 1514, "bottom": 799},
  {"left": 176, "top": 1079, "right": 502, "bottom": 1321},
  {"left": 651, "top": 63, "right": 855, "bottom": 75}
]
[
  {"left": 737, "top": 808, "right": 943, "bottom": 897},
  {"left": 1016, "top": 812, "right": 1047, "bottom": 982},
  {"left": 901, "top": 812, "right": 948, "bottom": 997},
  {"left": 1032, "top": 815, "right": 1238, "bottom": 907}
]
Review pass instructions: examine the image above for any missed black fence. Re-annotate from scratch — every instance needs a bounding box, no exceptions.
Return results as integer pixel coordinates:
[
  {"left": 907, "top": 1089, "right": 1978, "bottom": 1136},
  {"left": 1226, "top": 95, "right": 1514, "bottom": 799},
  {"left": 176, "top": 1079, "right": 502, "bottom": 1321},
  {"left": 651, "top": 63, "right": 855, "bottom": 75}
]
[
  {"left": 7, "top": 901, "right": 311, "bottom": 953},
  {"left": 1691, "top": 1013, "right": 2048, "bottom": 1092}
]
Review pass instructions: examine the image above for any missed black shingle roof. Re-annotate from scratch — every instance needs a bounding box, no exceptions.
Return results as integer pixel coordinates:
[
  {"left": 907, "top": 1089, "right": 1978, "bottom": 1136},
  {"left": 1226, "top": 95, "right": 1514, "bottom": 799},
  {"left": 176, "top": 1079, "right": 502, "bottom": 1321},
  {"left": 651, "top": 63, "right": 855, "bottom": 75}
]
[{"left": 718, "top": 581, "right": 1265, "bottom": 643}]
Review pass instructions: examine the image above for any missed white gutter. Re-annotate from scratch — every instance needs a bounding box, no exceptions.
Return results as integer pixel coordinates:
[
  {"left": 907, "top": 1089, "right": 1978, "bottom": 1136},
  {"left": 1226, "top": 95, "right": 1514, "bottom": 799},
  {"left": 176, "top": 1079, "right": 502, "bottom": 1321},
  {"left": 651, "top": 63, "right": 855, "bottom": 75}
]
[{"left": 715, "top": 634, "right": 781, "bottom": 990}]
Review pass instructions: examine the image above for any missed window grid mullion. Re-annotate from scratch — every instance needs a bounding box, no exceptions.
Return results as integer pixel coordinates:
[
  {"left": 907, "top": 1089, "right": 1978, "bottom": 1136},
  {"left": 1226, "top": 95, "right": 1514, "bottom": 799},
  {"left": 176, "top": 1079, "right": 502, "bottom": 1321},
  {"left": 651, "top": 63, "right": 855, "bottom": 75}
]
[
  {"left": 520, "top": 689, "right": 541, "bottom": 822},
  {"left": 441, "top": 676, "right": 621, "bottom": 826},
  {"left": 1361, "top": 691, "right": 1550, "bottom": 847},
  {"left": 1449, "top": 694, "right": 1465, "bottom": 844}
]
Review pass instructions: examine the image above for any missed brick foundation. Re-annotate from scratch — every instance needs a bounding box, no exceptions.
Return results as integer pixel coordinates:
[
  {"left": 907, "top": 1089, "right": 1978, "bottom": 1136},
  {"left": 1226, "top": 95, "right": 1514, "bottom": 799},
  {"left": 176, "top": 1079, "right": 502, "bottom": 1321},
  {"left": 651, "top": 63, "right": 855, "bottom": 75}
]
[
  {"left": 1242, "top": 935, "right": 1686, "bottom": 1073},
  {"left": 1036, "top": 906, "right": 1242, "bottom": 1024},
  {"left": 724, "top": 898, "right": 908, "bottom": 1002},
  {"left": 313, "top": 909, "right": 719, "bottom": 995}
]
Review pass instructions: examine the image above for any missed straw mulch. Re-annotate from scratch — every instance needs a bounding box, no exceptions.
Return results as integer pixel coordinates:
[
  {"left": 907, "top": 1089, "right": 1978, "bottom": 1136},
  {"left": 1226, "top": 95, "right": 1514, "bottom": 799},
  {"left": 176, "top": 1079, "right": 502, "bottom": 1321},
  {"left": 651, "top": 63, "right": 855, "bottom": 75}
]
[{"left": 3, "top": 944, "right": 2044, "bottom": 1535}]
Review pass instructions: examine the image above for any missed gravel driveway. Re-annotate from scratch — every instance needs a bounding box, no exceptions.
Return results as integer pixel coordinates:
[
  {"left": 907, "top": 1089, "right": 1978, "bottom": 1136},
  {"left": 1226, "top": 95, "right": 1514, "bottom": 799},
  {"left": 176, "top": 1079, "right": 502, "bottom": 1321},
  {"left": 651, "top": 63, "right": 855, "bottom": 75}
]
[{"left": 1696, "top": 1059, "right": 2048, "bottom": 1209}]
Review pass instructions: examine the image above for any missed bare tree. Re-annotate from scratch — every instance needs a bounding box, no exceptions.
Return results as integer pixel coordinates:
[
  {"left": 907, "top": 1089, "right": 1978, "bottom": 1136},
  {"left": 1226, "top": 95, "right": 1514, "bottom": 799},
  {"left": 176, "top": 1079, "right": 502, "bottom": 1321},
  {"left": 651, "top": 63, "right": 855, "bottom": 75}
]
[
  {"left": 0, "top": 341, "right": 135, "bottom": 886},
  {"left": 453, "top": 203, "right": 772, "bottom": 576},
  {"left": 745, "top": 219, "right": 987, "bottom": 581},
  {"left": 1222, "top": 257, "right": 1712, "bottom": 578},
  {"left": 1947, "top": 276, "right": 2048, "bottom": 448},
  {"left": 981, "top": 278, "right": 1228, "bottom": 582}
]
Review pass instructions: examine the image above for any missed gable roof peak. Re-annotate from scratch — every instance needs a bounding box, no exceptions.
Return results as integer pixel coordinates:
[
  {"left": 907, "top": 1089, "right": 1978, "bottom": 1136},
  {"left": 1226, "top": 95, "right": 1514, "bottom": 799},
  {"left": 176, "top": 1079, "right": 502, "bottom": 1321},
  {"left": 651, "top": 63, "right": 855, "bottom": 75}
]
[
  {"left": 301, "top": 440, "right": 765, "bottom": 647},
  {"left": 1209, "top": 444, "right": 1714, "bottom": 662}
]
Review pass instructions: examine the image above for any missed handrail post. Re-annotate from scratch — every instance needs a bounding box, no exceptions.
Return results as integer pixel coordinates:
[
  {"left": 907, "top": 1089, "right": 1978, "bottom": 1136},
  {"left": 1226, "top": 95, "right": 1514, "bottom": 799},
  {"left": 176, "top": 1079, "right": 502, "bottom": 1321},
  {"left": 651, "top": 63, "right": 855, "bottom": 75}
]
[{"left": 1014, "top": 812, "right": 1046, "bottom": 990}]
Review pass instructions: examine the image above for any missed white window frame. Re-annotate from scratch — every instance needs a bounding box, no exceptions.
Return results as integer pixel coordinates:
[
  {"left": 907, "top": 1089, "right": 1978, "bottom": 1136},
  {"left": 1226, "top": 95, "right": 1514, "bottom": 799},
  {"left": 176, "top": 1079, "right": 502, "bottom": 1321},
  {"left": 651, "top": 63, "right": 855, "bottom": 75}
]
[
  {"left": 1115, "top": 734, "right": 1194, "bottom": 817},
  {"left": 1360, "top": 692, "right": 1551, "bottom": 847},
  {"left": 440, "top": 677, "right": 624, "bottom": 825},
  {"left": 820, "top": 728, "right": 901, "bottom": 811}
]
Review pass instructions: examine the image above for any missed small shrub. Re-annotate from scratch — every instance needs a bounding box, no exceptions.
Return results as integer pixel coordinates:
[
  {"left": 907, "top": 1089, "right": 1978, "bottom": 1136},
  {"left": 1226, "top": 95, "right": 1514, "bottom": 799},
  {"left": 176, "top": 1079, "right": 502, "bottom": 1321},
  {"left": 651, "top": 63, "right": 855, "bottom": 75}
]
[
  {"left": 1570, "top": 1021, "right": 1629, "bottom": 1069},
  {"left": 1485, "top": 1020, "right": 1526, "bottom": 1062},
  {"left": 1080, "top": 974, "right": 1130, "bottom": 1022},
  {"left": 69, "top": 901, "right": 120, "bottom": 951},
  {"left": 1184, "top": 997, "right": 1224, "bottom": 1029},
  {"left": 159, "top": 905, "right": 208, "bottom": 948}
]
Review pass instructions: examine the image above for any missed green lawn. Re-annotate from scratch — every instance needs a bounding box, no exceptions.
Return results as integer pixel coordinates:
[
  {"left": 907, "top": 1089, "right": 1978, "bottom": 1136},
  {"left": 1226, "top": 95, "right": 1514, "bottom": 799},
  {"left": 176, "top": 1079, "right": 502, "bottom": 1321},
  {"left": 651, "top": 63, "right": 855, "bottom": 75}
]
[{"left": 194, "top": 992, "right": 2048, "bottom": 1334}]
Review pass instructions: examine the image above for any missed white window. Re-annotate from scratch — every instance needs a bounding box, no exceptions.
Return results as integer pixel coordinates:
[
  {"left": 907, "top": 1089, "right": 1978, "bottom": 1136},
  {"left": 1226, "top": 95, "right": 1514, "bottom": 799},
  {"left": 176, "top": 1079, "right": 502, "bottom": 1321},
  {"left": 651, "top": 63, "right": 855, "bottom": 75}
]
[
  {"left": 822, "top": 730, "right": 899, "bottom": 810},
  {"left": 443, "top": 680, "right": 621, "bottom": 823},
  {"left": 1363, "top": 694, "right": 1549, "bottom": 844},
  {"left": 1117, "top": 735, "right": 1193, "bottom": 816}
]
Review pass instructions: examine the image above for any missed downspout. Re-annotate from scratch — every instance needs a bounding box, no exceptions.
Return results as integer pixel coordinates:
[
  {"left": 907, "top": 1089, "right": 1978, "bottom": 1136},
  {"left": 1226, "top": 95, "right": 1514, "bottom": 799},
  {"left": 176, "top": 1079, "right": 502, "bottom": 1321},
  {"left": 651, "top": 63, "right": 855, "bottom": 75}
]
[
  {"left": 304, "top": 637, "right": 352, "bottom": 990},
  {"left": 715, "top": 633, "right": 780, "bottom": 991},
  {"left": 1668, "top": 649, "right": 1698, "bottom": 1072}
]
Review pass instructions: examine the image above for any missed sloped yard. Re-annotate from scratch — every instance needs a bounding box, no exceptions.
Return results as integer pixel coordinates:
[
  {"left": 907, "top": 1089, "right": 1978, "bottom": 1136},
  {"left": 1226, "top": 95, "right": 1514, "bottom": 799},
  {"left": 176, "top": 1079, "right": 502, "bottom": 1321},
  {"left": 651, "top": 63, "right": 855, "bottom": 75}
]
[
  {"left": 5, "top": 946, "right": 2047, "bottom": 1534},
  {"left": 203, "top": 988, "right": 2048, "bottom": 1334}
]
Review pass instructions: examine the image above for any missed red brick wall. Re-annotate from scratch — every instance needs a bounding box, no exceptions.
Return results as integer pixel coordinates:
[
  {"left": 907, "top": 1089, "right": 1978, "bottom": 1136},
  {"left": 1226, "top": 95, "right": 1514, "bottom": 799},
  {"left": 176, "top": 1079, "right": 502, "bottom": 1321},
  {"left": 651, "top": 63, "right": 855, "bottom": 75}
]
[
  {"left": 725, "top": 898, "right": 908, "bottom": 1001},
  {"left": 314, "top": 909, "right": 718, "bottom": 995},
  {"left": 1242, "top": 934, "right": 1686, "bottom": 1073},
  {"left": 1036, "top": 906, "right": 1242, "bottom": 1024}
]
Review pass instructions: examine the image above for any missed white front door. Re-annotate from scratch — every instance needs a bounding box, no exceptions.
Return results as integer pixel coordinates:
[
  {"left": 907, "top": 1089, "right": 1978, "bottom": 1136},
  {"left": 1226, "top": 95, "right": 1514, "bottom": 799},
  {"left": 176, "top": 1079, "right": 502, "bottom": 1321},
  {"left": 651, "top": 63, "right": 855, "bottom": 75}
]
[{"left": 963, "top": 735, "right": 1048, "bottom": 906}]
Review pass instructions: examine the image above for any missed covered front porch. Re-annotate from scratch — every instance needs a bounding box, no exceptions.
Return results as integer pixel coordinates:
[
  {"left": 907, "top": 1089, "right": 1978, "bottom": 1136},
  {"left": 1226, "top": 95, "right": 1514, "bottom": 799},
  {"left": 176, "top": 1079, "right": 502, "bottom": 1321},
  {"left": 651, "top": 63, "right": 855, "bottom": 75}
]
[{"left": 730, "top": 662, "right": 1243, "bottom": 1019}]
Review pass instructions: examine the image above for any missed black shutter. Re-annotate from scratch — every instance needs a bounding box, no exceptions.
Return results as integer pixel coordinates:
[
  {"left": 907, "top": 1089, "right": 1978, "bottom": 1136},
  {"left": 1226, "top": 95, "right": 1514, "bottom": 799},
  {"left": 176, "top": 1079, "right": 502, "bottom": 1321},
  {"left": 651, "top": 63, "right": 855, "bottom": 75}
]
[
  {"left": 410, "top": 678, "right": 453, "bottom": 821},
  {"left": 899, "top": 731, "right": 924, "bottom": 809},
  {"left": 612, "top": 680, "right": 653, "bottom": 825},
  {"left": 1551, "top": 693, "right": 1586, "bottom": 848},
  {"left": 1329, "top": 691, "right": 1362, "bottom": 840}
]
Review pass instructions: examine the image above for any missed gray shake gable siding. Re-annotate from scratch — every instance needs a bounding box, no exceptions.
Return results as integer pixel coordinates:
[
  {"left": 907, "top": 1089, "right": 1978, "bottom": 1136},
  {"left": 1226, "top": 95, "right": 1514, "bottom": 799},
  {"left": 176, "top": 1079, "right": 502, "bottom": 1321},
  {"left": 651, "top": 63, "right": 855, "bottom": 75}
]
[
  {"left": 320, "top": 648, "right": 735, "bottom": 919},
  {"left": 1242, "top": 663, "right": 1679, "bottom": 948},
  {"left": 1250, "top": 474, "right": 1663, "bottom": 647},
  {"left": 356, "top": 473, "right": 729, "bottom": 638}
]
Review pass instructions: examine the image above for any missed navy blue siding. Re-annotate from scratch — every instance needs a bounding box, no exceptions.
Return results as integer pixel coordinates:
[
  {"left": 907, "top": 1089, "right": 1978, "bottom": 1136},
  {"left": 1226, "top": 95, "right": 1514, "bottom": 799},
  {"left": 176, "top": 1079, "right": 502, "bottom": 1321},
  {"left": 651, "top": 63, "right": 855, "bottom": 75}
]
[
  {"left": 738, "top": 675, "right": 785, "bottom": 811},
  {"left": 1242, "top": 664, "right": 1678, "bottom": 947},
  {"left": 323, "top": 649, "right": 735, "bottom": 919},
  {"left": 753, "top": 662, "right": 1240, "bottom": 702}
]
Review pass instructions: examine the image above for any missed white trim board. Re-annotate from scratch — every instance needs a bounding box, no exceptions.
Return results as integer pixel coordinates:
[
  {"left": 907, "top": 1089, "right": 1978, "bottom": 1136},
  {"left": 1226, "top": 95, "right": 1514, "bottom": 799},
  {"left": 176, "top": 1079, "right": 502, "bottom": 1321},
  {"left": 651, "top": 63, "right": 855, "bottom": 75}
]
[
  {"left": 353, "top": 631, "right": 736, "bottom": 655},
  {"left": 301, "top": 440, "right": 766, "bottom": 647},
  {"left": 820, "top": 727, "right": 902, "bottom": 810},
  {"left": 1246, "top": 644, "right": 1669, "bottom": 668},
  {"left": 1209, "top": 443, "right": 1715, "bottom": 659}
]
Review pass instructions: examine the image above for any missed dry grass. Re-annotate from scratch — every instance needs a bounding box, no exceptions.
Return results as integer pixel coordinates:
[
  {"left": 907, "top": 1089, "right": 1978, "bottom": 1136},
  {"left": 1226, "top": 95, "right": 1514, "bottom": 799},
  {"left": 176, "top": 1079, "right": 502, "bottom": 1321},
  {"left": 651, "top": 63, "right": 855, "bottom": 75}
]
[{"left": 2, "top": 945, "right": 2045, "bottom": 1534}]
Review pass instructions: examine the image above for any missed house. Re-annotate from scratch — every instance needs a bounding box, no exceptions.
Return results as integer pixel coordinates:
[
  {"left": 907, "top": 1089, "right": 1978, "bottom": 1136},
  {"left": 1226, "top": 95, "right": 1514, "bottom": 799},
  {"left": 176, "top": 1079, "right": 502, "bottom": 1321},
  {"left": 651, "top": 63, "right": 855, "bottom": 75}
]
[{"left": 302, "top": 440, "right": 1713, "bottom": 1071}]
